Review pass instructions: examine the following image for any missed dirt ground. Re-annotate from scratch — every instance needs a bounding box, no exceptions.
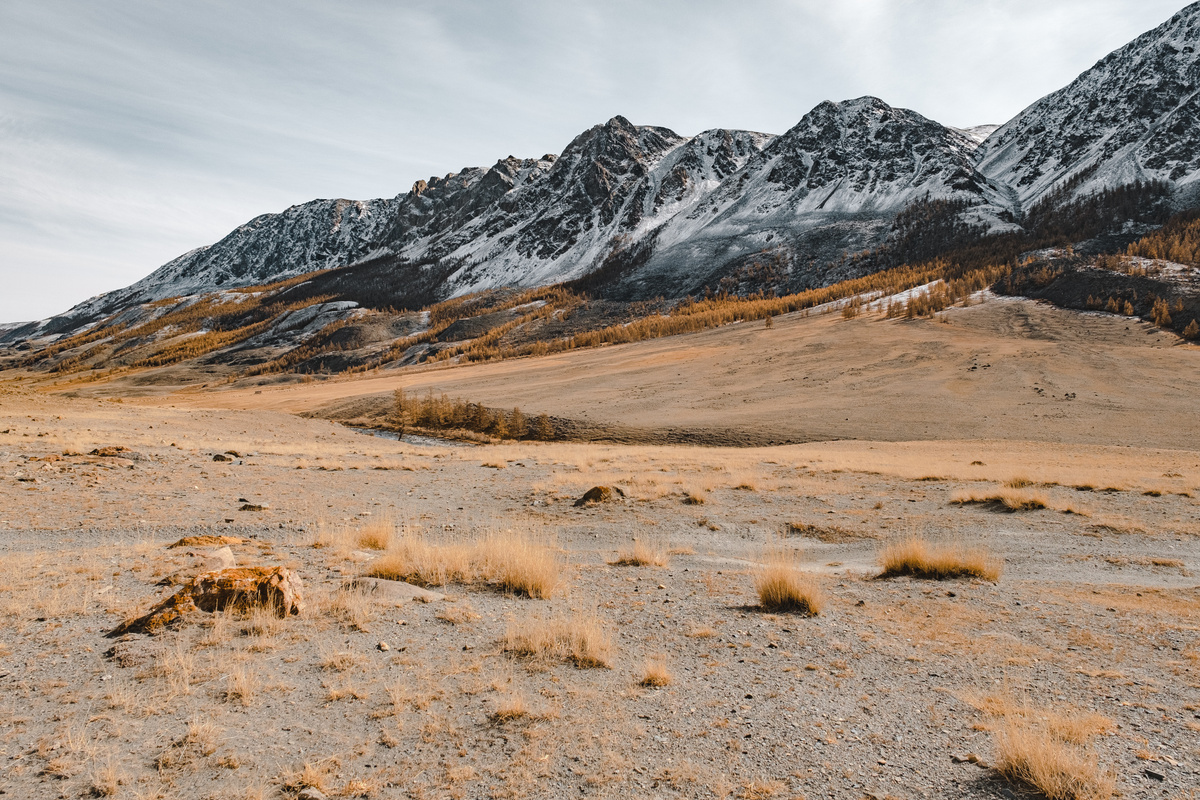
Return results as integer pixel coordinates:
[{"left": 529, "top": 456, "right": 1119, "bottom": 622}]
[
  {"left": 131, "top": 293, "right": 1200, "bottom": 450},
  {"left": 1, "top": 295, "right": 1198, "bottom": 799}
]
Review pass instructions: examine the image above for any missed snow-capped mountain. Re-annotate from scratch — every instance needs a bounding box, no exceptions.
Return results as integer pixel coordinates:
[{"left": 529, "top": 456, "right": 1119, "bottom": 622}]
[
  {"left": 611, "top": 97, "right": 1013, "bottom": 297},
  {"left": 16, "top": 2, "right": 1200, "bottom": 340},
  {"left": 28, "top": 197, "right": 400, "bottom": 337},
  {"left": 954, "top": 125, "right": 1000, "bottom": 145},
  {"left": 376, "top": 118, "right": 773, "bottom": 293},
  {"left": 977, "top": 2, "right": 1200, "bottom": 210}
]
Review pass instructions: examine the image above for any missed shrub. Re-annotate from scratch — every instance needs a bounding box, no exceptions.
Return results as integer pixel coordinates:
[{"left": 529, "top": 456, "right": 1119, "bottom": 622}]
[
  {"left": 610, "top": 539, "right": 669, "bottom": 567},
  {"left": 503, "top": 614, "right": 612, "bottom": 668},
  {"left": 754, "top": 550, "right": 823, "bottom": 615},
  {"left": 877, "top": 536, "right": 1002, "bottom": 581}
]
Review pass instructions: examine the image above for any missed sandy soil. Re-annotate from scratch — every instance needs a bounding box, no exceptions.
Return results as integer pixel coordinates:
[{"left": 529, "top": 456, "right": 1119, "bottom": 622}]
[{"left": 0, "top": 296, "right": 1198, "bottom": 799}]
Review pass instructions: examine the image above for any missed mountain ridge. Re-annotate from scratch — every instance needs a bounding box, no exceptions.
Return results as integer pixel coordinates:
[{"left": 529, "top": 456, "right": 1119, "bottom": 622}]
[{"left": 8, "top": 2, "right": 1200, "bottom": 344}]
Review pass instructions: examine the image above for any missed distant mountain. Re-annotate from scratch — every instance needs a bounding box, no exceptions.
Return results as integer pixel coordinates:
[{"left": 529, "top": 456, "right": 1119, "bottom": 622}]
[
  {"left": 955, "top": 125, "right": 1000, "bottom": 145},
  {"left": 51, "top": 197, "right": 399, "bottom": 329},
  {"left": 376, "top": 118, "right": 773, "bottom": 292},
  {"left": 977, "top": 1, "right": 1200, "bottom": 210},
  {"left": 11, "top": 1, "right": 1200, "bottom": 344}
]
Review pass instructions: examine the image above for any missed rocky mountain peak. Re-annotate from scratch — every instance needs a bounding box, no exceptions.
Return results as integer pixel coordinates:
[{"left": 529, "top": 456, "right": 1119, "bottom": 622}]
[{"left": 977, "top": 1, "right": 1200, "bottom": 207}]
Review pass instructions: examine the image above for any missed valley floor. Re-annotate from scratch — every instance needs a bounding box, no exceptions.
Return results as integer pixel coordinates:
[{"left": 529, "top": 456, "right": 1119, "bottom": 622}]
[{"left": 0, "top": 296, "right": 1197, "bottom": 799}]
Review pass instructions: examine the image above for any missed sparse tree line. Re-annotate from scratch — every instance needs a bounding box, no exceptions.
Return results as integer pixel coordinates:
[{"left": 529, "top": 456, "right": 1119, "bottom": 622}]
[{"left": 1001, "top": 255, "right": 1200, "bottom": 340}]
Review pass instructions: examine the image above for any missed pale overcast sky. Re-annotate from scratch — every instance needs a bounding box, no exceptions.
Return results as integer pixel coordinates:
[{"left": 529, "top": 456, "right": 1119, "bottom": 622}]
[{"left": 0, "top": 0, "right": 1189, "bottom": 322}]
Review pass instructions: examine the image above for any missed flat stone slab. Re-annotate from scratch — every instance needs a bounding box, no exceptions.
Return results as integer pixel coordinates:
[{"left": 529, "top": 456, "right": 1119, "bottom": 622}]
[{"left": 342, "top": 577, "right": 445, "bottom": 604}]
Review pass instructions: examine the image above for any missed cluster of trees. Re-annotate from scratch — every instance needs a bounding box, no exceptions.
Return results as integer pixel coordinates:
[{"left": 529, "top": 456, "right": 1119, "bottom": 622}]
[
  {"left": 391, "top": 389, "right": 555, "bottom": 441},
  {"left": 1126, "top": 209, "right": 1200, "bottom": 265},
  {"left": 882, "top": 265, "right": 1008, "bottom": 319}
]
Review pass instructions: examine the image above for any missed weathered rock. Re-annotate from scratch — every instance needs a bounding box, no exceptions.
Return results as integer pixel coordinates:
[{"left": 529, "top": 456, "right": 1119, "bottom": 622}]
[
  {"left": 240, "top": 503, "right": 269, "bottom": 511},
  {"left": 574, "top": 485, "right": 625, "bottom": 507},
  {"left": 90, "top": 446, "right": 149, "bottom": 461},
  {"left": 157, "top": 546, "right": 236, "bottom": 586},
  {"left": 168, "top": 535, "right": 245, "bottom": 548},
  {"left": 111, "top": 567, "right": 304, "bottom": 636},
  {"left": 343, "top": 577, "right": 445, "bottom": 604},
  {"left": 212, "top": 453, "right": 231, "bottom": 462},
  {"left": 297, "top": 789, "right": 329, "bottom": 800}
]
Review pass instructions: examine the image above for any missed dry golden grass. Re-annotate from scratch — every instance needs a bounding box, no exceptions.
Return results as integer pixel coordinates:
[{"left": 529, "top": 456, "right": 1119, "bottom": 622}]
[
  {"left": 737, "top": 780, "right": 788, "bottom": 799},
  {"left": 993, "top": 718, "right": 1114, "bottom": 800},
  {"left": 503, "top": 613, "right": 612, "bottom": 668},
  {"left": 222, "top": 663, "right": 258, "bottom": 706},
  {"left": 355, "top": 519, "right": 394, "bottom": 551},
  {"left": 436, "top": 603, "right": 481, "bottom": 625},
  {"left": 85, "top": 756, "right": 123, "bottom": 797},
  {"left": 280, "top": 762, "right": 330, "bottom": 796},
  {"left": 877, "top": 536, "right": 1002, "bottom": 581},
  {"left": 754, "top": 550, "right": 823, "bottom": 615},
  {"left": 640, "top": 657, "right": 673, "bottom": 687},
  {"left": 964, "top": 690, "right": 1115, "bottom": 799},
  {"left": 489, "top": 693, "right": 530, "bottom": 723},
  {"left": 951, "top": 488, "right": 1048, "bottom": 512},
  {"left": 155, "top": 717, "right": 219, "bottom": 770},
  {"left": 322, "top": 585, "right": 373, "bottom": 632},
  {"left": 1004, "top": 475, "right": 1036, "bottom": 488},
  {"left": 367, "top": 530, "right": 560, "bottom": 598},
  {"left": 967, "top": 692, "right": 1115, "bottom": 743},
  {"left": 611, "top": 539, "right": 669, "bottom": 567}
]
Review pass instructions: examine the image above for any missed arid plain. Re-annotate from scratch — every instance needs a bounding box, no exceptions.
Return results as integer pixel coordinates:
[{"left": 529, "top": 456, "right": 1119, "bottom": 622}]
[{"left": 1, "top": 294, "right": 1198, "bottom": 800}]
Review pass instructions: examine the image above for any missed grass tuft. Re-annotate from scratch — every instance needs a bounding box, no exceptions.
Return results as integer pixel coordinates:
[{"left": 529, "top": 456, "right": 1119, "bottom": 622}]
[
  {"left": 951, "top": 489, "right": 1048, "bottom": 512},
  {"left": 640, "top": 657, "right": 673, "bottom": 687},
  {"left": 877, "top": 536, "right": 1002, "bottom": 581},
  {"left": 610, "top": 539, "right": 669, "bottom": 567},
  {"left": 754, "top": 550, "right": 823, "bottom": 615},
  {"left": 367, "top": 530, "right": 559, "bottom": 598},
  {"left": 994, "top": 718, "right": 1114, "bottom": 800},
  {"left": 355, "top": 519, "right": 394, "bottom": 551},
  {"left": 503, "top": 613, "right": 612, "bottom": 668}
]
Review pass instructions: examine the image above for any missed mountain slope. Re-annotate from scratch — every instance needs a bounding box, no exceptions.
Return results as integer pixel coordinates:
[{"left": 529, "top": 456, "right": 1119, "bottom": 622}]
[
  {"left": 376, "top": 118, "right": 773, "bottom": 295},
  {"left": 977, "top": 2, "right": 1200, "bottom": 209},
  {"left": 21, "top": 197, "right": 402, "bottom": 339},
  {"left": 12, "top": 2, "right": 1200, "bottom": 349},
  {"left": 611, "top": 97, "right": 1013, "bottom": 298}
]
